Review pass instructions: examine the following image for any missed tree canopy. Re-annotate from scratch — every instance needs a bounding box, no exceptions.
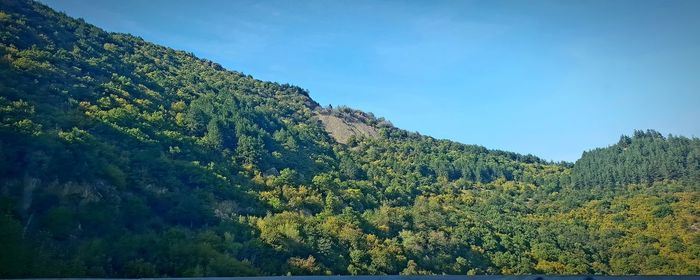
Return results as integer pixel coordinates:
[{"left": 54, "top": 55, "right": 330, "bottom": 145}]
[{"left": 0, "top": 1, "right": 698, "bottom": 277}]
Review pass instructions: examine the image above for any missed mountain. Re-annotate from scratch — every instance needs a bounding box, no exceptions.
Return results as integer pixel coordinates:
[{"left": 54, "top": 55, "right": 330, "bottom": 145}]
[
  {"left": 573, "top": 130, "right": 700, "bottom": 188},
  {"left": 1, "top": 0, "right": 699, "bottom": 277}
]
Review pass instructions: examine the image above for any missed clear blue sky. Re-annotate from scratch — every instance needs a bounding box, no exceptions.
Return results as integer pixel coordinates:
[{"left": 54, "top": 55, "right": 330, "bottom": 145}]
[{"left": 41, "top": 0, "right": 700, "bottom": 162}]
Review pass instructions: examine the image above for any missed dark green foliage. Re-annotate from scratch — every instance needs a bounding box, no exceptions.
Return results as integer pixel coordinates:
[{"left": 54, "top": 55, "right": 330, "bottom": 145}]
[
  {"left": 572, "top": 129, "right": 700, "bottom": 188},
  {"left": 0, "top": 1, "right": 698, "bottom": 277}
]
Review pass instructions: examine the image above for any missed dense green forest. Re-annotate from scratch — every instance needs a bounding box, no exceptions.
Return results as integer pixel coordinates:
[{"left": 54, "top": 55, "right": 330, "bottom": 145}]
[{"left": 1, "top": 0, "right": 699, "bottom": 277}]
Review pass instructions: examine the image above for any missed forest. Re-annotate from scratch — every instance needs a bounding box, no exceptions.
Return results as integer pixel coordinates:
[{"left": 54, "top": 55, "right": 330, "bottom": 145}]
[{"left": 0, "top": 0, "right": 699, "bottom": 277}]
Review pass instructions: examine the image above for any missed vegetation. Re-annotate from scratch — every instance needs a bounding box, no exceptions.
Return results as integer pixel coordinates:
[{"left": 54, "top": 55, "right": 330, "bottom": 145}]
[
  {"left": 573, "top": 129, "right": 700, "bottom": 188},
  {"left": 0, "top": 0, "right": 698, "bottom": 277}
]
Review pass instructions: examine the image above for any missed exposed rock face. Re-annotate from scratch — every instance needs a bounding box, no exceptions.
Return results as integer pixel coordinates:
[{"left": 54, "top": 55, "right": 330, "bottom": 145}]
[{"left": 315, "top": 112, "right": 379, "bottom": 144}]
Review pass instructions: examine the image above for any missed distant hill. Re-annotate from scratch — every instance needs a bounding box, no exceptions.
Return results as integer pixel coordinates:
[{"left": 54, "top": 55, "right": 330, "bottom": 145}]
[
  {"left": 0, "top": 0, "right": 698, "bottom": 277},
  {"left": 573, "top": 130, "right": 700, "bottom": 188}
]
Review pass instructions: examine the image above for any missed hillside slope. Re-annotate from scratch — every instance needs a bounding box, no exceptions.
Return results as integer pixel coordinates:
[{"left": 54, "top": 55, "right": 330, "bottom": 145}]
[
  {"left": 1, "top": 0, "right": 699, "bottom": 277},
  {"left": 314, "top": 106, "right": 382, "bottom": 144}
]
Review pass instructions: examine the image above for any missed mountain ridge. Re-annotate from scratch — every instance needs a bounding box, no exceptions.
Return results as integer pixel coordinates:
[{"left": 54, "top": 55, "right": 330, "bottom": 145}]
[{"left": 1, "top": 0, "right": 699, "bottom": 277}]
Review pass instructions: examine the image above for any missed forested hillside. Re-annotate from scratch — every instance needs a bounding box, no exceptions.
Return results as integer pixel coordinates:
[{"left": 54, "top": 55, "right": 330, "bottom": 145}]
[
  {"left": 1, "top": 0, "right": 699, "bottom": 277},
  {"left": 573, "top": 130, "right": 700, "bottom": 188}
]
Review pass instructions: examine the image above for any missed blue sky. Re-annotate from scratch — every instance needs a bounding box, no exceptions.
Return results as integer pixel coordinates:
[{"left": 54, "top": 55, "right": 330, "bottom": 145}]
[{"left": 41, "top": 0, "right": 700, "bottom": 162}]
